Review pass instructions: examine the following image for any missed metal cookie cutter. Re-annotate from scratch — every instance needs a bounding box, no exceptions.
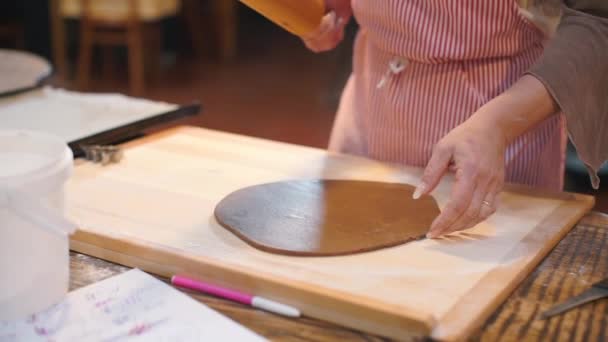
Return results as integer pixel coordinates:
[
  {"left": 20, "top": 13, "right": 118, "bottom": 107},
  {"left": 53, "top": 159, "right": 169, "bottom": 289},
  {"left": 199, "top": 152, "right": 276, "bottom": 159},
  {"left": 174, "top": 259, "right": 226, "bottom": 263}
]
[{"left": 80, "top": 145, "right": 124, "bottom": 165}]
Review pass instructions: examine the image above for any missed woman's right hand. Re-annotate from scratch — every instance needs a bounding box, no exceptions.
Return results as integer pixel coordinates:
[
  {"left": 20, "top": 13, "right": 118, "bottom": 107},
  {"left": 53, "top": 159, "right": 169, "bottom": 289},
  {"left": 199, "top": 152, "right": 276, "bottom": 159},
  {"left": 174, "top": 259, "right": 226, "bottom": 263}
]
[{"left": 302, "top": 0, "right": 352, "bottom": 53}]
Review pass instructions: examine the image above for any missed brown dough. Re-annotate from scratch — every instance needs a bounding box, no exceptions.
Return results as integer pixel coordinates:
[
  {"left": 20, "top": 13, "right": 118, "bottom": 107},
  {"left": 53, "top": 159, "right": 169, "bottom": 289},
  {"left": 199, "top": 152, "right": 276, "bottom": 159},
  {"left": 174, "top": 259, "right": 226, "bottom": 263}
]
[{"left": 214, "top": 180, "right": 440, "bottom": 256}]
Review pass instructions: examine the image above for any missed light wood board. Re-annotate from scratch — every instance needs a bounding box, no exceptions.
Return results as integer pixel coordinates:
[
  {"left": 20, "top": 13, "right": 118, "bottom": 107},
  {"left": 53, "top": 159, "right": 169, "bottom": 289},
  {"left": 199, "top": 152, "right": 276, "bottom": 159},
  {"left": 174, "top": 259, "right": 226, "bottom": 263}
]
[{"left": 66, "top": 126, "right": 594, "bottom": 341}]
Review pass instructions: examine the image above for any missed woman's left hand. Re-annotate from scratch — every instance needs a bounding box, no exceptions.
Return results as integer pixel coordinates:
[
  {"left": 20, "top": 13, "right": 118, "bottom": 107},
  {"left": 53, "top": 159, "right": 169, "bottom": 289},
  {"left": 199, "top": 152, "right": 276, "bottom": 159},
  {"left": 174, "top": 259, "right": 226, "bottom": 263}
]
[
  {"left": 413, "top": 75, "right": 558, "bottom": 238},
  {"left": 414, "top": 118, "right": 507, "bottom": 238}
]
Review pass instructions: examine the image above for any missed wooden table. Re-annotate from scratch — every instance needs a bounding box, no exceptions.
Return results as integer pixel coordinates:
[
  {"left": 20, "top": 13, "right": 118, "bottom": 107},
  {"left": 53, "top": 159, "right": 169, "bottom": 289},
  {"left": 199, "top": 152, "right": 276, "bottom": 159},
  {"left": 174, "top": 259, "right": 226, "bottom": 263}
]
[{"left": 69, "top": 211, "right": 608, "bottom": 341}]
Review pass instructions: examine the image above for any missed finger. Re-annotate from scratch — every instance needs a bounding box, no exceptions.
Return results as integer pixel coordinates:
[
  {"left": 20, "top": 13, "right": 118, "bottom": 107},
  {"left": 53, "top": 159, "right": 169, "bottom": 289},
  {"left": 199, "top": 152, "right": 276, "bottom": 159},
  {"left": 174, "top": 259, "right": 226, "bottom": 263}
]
[
  {"left": 478, "top": 179, "right": 502, "bottom": 220},
  {"left": 303, "top": 22, "right": 343, "bottom": 52},
  {"left": 447, "top": 172, "right": 503, "bottom": 235},
  {"left": 304, "top": 36, "right": 338, "bottom": 52},
  {"left": 478, "top": 196, "right": 496, "bottom": 221},
  {"left": 414, "top": 144, "right": 451, "bottom": 199},
  {"left": 304, "top": 37, "right": 339, "bottom": 53},
  {"left": 326, "top": 0, "right": 352, "bottom": 20},
  {"left": 443, "top": 178, "right": 491, "bottom": 235},
  {"left": 426, "top": 166, "right": 476, "bottom": 238},
  {"left": 302, "top": 12, "right": 338, "bottom": 52},
  {"left": 335, "top": 17, "right": 346, "bottom": 39},
  {"left": 311, "top": 11, "right": 337, "bottom": 38},
  {"left": 317, "top": 17, "right": 345, "bottom": 49},
  {"left": 447, "top": 164, "right": 496, "bottom": 232},
  {"left": 478, "top": 171, "right": 504, "bottom": 220}
]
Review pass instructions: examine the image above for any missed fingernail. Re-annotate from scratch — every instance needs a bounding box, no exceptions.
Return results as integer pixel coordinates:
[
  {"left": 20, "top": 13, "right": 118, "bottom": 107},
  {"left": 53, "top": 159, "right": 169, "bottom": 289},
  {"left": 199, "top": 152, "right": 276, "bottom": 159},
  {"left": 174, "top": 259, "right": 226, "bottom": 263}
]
[
  {"left": 428, "top": 219, "right": 440, "bottom": 236},
  {"left": 426, "top": 230, "right": 439, "bottom": 239},
  {"left": 413, "top": 183, "right": 426, "bottom": 200}
]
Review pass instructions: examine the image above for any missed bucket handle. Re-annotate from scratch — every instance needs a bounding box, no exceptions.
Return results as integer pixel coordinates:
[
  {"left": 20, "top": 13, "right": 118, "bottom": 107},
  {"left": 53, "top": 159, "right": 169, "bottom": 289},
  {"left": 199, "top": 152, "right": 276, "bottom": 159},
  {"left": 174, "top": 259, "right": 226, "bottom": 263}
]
[{"left": 1, "top": 187, "right": 77, "bottom": 237}]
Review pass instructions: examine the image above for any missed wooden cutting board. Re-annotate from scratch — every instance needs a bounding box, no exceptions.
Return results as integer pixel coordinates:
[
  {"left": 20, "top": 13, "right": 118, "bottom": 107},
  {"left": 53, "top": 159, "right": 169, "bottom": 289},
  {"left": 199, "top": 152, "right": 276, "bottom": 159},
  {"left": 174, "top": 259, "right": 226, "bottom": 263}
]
[{"left": 66, "top": 126, "right": 594, "bottom": 341}]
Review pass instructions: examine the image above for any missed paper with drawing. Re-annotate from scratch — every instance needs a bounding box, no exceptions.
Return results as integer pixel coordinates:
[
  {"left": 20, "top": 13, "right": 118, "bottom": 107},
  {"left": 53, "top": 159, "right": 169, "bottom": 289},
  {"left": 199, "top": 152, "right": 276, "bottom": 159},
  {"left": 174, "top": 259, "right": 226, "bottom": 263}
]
[{"left": 0, "top": 269, "right": 265, "bottom": 341}]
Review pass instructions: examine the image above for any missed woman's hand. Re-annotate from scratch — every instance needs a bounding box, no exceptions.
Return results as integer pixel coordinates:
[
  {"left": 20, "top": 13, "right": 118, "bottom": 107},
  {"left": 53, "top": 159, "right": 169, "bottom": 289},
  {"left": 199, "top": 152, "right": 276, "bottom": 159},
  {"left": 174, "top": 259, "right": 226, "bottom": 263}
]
[
  {"left": 302, "top": 0, "right": 352, "bottom": 53},
  {"left": 414, "top": 119, "right": 507, "bottom": 238},
  {"left": 414, "top": 75, "right": 559, "bottom": 238}
]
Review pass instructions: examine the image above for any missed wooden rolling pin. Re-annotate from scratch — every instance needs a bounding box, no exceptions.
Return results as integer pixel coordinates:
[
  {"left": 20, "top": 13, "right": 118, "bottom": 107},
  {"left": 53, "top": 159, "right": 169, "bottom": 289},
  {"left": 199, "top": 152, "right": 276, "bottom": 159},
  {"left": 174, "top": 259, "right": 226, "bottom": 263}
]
[{"left": 239, "top": 0, "right": 326, "bottom": 36}]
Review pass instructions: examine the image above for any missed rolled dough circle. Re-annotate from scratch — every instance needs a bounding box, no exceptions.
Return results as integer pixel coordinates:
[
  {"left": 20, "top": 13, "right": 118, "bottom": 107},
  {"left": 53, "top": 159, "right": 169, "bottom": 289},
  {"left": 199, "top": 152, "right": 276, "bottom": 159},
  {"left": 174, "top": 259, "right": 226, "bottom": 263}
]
[{"left": 214, "top": 180, "right": 440, "bottom": 256}]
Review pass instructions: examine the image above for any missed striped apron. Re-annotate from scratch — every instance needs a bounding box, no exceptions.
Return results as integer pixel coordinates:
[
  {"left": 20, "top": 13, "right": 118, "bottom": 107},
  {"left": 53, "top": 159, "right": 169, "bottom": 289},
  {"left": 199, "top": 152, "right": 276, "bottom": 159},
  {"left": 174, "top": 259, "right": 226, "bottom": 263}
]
[{"left": 329, "top": 0, "right": 567, "bottom": 190}]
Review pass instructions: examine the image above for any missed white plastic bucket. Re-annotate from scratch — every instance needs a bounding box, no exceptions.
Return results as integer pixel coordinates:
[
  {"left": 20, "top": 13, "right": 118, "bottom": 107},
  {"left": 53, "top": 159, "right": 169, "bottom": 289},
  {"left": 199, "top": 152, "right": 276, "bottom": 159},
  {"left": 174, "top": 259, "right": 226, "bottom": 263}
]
[{"left": 0, "top": 130, "right": 76, "bottom": 320}]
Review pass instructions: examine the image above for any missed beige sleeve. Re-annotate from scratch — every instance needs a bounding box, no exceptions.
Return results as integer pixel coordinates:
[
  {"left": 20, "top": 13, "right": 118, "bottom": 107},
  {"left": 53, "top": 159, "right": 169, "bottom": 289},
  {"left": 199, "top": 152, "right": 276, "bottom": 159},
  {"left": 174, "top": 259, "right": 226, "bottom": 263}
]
[{"left": 527, "top": 0, "right": 608, "bottom": 189}]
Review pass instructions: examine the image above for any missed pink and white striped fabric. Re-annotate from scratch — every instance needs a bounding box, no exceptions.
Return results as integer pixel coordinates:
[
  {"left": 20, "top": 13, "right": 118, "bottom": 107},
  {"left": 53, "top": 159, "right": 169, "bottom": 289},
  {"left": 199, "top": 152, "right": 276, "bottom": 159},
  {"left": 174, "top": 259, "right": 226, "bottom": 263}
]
[{"left": 329, "top": 0, "right": 567, "bottom": 190}]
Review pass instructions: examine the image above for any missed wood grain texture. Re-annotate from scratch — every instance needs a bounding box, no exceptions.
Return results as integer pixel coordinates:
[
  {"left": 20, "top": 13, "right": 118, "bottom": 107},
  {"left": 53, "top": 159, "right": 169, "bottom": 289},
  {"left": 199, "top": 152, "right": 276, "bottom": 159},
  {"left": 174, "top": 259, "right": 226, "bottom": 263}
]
[
  {"left": 473, "top": 212, "right": 608, "bottom": 342},
  {"left": 215, "top": 180, "right": 440, "bottom": 256},
  {"left": 66, "top": 126, "right": 595, "bottom": 341},
  {"left": 434, "top": 189, "right": 595, "bottom": 340},
  {"left": 68, "top": 212, "right": 608, "bottom": 341}
]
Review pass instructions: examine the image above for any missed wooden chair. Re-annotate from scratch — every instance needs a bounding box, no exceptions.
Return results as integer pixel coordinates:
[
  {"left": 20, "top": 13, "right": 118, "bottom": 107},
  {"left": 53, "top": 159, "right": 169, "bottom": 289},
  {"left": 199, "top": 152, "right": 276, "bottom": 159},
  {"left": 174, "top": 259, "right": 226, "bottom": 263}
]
[
  {"left": 59, "top": 0, "right": 180, "bottom": 95},
  {"left": 50, "top": 0, "right": 239, "bottom": 92}
]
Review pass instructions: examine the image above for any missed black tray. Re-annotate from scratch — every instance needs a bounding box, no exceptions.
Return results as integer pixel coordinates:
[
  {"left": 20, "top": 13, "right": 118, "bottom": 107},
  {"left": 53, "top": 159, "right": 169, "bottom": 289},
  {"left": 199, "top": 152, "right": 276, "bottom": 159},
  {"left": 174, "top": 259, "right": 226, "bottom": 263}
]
[{"left": 68, "top": 102, "right": 201, "bottom": 158}]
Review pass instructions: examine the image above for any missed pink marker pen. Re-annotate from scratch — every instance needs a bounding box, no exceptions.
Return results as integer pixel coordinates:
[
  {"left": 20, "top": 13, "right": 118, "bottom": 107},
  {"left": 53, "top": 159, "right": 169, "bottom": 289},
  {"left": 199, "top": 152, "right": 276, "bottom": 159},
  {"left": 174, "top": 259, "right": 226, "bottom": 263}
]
[{"left": 171, "top": 275, "right": 300, "bottom": 318}]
